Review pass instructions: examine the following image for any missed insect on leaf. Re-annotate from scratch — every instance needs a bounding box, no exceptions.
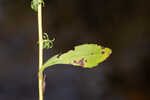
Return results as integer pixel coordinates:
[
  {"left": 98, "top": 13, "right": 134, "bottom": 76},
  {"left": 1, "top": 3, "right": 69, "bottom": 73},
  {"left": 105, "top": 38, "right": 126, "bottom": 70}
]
[{"left": 41, "top": 44, "right": 112, "bottom": 72}]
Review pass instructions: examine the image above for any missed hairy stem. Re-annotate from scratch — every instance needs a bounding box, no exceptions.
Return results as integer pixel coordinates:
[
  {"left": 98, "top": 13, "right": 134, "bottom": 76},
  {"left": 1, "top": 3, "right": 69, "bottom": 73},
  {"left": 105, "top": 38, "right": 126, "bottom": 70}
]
[{"left": 38, "top": 3, "right": 44, "bottom": 100}]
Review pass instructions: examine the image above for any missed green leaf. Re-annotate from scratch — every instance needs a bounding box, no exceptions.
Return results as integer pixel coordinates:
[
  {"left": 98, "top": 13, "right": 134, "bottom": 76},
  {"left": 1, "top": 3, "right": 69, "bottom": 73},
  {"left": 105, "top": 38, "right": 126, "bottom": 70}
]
[{"left": 41, "top": 44, "right": 112, "bottom": 71}]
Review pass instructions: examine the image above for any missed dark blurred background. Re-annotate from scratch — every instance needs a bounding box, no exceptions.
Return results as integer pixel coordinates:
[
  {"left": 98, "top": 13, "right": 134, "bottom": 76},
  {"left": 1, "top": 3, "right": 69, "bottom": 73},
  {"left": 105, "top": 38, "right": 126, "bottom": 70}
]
[{"left": 0, "top": 0, "right": 150, "bottom": 100}]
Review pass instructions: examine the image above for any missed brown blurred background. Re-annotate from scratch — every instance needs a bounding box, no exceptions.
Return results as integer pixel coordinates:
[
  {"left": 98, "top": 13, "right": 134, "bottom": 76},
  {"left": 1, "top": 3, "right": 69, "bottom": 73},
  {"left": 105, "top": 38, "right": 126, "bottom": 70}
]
[{"left": 0, "top": 0, "right": 150, "bottom": 100}]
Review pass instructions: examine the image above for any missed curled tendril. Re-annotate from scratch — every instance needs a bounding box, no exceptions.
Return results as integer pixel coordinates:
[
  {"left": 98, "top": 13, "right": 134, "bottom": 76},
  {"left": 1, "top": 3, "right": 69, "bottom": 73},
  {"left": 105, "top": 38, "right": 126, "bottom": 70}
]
[
  {"left": 43, "top": 33, "right": 55, "bottom": 49},
  {"left": 31, "top": 0, "right": 45, "bottom": 12}
]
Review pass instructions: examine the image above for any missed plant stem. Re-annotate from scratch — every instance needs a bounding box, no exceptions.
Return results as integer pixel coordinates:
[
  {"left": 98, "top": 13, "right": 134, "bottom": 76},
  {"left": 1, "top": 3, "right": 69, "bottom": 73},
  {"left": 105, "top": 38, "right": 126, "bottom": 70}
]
[{"left": 38, "top": 3, "right": 44, "bottom": 100}]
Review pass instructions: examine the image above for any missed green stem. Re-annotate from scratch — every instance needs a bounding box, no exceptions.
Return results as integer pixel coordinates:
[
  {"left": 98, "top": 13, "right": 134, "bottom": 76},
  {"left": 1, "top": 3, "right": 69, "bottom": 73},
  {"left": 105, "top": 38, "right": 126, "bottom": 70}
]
[{"left": 38, "top": 3, "right": 44, "bottom": 100}]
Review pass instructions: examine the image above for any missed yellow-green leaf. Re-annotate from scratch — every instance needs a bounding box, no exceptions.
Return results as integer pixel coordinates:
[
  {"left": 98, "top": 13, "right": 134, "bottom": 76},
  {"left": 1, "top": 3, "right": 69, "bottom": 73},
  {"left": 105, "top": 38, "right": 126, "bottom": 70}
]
[{"left": 41, "top": 44, "right": 112, "bottom": 71}]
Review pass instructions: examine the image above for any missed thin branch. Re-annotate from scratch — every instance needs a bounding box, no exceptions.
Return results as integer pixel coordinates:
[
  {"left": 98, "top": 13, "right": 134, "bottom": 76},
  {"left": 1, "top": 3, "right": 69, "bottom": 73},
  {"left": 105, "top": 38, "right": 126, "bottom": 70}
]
[{"left": 38, "top": 3, "right": 44, "bottom": 100}]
